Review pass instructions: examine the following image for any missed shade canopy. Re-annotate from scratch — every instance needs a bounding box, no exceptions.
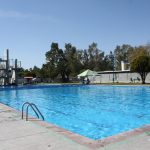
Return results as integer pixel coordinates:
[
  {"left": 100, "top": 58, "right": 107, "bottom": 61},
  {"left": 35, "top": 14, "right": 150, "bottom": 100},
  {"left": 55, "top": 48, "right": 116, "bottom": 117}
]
[{"left": 77, "top": 69, "right": 97, "bottom": 77}]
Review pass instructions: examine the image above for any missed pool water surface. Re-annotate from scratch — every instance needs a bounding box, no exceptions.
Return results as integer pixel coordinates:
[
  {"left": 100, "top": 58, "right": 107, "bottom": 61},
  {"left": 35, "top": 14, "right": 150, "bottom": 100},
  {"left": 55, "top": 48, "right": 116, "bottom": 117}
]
[{"left": 0, "top": 85, "right": 150, "bottom": 140}]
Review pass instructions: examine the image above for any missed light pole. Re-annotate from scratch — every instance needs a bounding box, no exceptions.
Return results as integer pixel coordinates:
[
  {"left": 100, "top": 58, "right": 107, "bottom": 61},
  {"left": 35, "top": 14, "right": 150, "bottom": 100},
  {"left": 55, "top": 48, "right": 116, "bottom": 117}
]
[{"left": 111, "top": 52, "right": 115, "bottom": 83}]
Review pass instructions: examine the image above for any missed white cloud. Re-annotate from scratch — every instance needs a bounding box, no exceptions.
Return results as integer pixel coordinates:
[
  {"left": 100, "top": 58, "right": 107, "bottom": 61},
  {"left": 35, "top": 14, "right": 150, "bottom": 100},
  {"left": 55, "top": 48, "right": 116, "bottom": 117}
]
[{"left": 0, "top": 9, "right": 58, "bottom": 23}]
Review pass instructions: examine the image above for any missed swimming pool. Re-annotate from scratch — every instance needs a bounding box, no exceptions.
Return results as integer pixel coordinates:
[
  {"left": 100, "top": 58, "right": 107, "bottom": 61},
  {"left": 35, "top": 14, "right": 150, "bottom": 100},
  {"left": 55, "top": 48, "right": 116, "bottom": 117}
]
[{"left": 0, "top": 85, "right": 150, "bottom": 140}]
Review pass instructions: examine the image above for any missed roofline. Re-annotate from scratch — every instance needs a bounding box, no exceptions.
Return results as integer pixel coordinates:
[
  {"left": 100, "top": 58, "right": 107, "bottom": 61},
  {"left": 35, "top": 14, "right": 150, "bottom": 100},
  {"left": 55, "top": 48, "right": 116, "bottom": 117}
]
[{"left": 97, "top": 70, "right": 131, "bottom": 74}]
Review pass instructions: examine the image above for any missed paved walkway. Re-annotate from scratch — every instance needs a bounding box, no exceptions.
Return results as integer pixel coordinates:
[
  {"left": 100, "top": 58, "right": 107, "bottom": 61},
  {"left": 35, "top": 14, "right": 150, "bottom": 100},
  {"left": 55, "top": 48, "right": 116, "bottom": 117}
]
[
  {"left": 0, "top": 103, "right": 150, "bottom": 150},
  {"left": 0, "top": 103, "right": 89, "bottom": 150}
]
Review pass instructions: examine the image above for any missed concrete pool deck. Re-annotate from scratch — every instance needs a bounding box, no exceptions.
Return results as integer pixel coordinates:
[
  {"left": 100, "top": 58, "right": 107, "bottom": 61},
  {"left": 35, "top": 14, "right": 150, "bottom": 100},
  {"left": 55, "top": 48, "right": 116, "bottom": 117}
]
[{"left": 0, "top": 103, "right": 150, "bottom": 150}]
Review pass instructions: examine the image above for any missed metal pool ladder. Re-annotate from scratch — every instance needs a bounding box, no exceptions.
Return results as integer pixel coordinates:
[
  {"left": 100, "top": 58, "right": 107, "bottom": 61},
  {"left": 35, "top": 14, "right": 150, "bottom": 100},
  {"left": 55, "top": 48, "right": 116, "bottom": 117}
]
[{"left": 22, "top": 102, "right": 44, "bottom": 121}]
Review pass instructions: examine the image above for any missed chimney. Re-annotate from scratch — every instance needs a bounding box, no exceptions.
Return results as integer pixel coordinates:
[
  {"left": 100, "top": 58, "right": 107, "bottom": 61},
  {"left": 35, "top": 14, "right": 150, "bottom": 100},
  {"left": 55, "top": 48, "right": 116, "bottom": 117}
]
[{"left": 121, "top": 61, "right": 125, "bottom": 71}]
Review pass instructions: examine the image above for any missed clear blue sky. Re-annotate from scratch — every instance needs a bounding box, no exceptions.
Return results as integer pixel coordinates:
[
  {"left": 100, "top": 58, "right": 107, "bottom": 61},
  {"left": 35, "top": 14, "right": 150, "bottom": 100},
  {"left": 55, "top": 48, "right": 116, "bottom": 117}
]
[{"left": 0, "top": 0, "right": 150, "bottom": 69}]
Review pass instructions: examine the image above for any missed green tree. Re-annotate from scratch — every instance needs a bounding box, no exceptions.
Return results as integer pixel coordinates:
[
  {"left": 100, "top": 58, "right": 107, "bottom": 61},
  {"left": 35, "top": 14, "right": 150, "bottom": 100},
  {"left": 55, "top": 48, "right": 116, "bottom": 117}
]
[
  {"left": 23, "top": 69, "right": 35, "bottom": 77},
  {"left": 31, "top": 66, "right": 41, "bottom": 77},
  {"left": 128, "top": 46, "right": 149, "bottom": 63},
  {"left": 18, "top": 67, "right": 25, "bottom": 77},
  {"left": 87, "top": 42, "right": 104, "bottom": 71},
  {"left": 131, "top": 55, "right": 150, "bottom": 84},
  {"left": 40, "top": 63, "right": 57, "bottom": 80},
  {"left": 81, "top": 49, "right": 89, "bottom": 69},
  {"left": 64, "top": 43, "right": 82, "bottom": 77},
  {"left": 114, "top": 44, "right": 134, "bottom": 70},
  {"left": 45, "top": 42, "right": 69, "bottom": 82},
  {"left": 103, "top": 51, "right": 114, "bottom": 71}
]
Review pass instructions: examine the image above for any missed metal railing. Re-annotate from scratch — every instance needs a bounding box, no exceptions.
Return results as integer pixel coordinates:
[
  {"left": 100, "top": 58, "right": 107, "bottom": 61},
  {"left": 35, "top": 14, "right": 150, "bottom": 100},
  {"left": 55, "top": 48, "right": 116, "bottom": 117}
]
[{"left": 22, "top": 102, "right": 44, "bottom": 121}]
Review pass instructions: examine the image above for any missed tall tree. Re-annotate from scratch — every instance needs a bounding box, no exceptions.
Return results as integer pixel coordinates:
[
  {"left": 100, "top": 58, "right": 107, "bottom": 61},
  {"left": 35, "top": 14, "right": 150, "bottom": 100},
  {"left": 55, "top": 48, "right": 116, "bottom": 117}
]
[
  {"left": 82, "top": 49, "right": 89, "bottom": 69},
  {"left": 128, "top": 46, "right": 149, "bottom": 63},
  {"left": 131, "top": 55, "right": 150, "bottom": 84},
  {"left": 64, "top": 43, "right": 81, "bottom": 77},
  {"left": 103, "top": 51, "right": 114, "bottom": 71},
  {"left": 31, "top": 66, "right": 41, "bottom": 77},
  {"left": 87, "top": 42, "right": 104, "bottom": 71},
  {"left": 114, "top": 44, "right": 133, "bottom": 70},
  {"left": 41, "top": 63, "right": 58, "bottom": 79},
  {"left": 45, "top": 42, "right": 68, "bottom": 82}
]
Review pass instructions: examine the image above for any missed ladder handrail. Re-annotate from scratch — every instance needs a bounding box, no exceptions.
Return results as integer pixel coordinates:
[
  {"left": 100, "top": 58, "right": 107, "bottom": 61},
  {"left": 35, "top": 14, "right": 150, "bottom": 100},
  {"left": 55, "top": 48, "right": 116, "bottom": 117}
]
[
  {"left": 26, "top": 104, "right": 40, "bottom": 121},
  {"left": 22, "top": 102, "right": 44, "bottom": 121},
  {"left": 22, "top": 102, "right": 30, "bottom": 119},
  {"left": 30, "top": 103, "right": 44, "bottom": 121}
]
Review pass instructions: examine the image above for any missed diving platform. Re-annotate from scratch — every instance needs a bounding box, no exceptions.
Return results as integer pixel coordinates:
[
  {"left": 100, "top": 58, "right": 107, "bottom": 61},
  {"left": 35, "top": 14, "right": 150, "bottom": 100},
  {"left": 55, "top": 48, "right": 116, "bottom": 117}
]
[{"left": 0, "top": 49, "right": 21, "bottom": 86}]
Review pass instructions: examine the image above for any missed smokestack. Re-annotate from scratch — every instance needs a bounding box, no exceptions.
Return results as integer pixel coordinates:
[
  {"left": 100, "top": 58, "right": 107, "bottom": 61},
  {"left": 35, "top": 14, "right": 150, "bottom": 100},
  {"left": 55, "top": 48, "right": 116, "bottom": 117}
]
[{"left": 121, "top": 61, "right": 125, "bottom": 71}]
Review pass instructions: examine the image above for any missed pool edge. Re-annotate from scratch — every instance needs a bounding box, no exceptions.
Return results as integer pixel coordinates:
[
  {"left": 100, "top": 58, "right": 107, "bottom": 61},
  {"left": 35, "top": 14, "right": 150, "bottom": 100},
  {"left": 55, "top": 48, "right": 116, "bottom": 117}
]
[{"left": 0, "top": 102, "right": 150, "bottom": 149}]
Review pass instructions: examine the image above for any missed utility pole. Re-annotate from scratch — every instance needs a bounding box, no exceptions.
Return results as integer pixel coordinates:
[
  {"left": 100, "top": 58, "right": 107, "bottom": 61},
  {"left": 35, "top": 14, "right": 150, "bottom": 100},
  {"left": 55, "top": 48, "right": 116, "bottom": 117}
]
[
  {"left": 112, "top": 56, "right": 114, "bottom": 83},
  {"left": 110, "top": 52, "right": 115, "bottom": 83}
]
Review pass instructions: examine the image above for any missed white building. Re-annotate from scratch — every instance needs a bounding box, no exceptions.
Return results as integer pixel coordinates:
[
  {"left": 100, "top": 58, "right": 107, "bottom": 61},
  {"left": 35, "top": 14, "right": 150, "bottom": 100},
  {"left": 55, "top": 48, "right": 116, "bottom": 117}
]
[{"left": 88, "top": 61, "right": 150, "bottom": 84}]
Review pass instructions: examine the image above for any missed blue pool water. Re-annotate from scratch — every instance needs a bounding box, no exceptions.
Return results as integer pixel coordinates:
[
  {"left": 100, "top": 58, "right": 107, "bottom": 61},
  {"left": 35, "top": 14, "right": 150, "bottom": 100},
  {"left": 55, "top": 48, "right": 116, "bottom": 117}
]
[{"left": 0, "top": 85, "right": 150, "bottom": 140}]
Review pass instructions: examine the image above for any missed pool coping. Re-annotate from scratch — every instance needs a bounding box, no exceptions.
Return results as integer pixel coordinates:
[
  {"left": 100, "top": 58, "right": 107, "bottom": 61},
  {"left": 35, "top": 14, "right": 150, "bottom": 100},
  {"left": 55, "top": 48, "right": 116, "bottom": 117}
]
[
  {"left": 31, "top": 119, "right": 150, "bottom": 149},
  {"left": 1, "top": 102, "right": 150, "bottom": 149}
]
